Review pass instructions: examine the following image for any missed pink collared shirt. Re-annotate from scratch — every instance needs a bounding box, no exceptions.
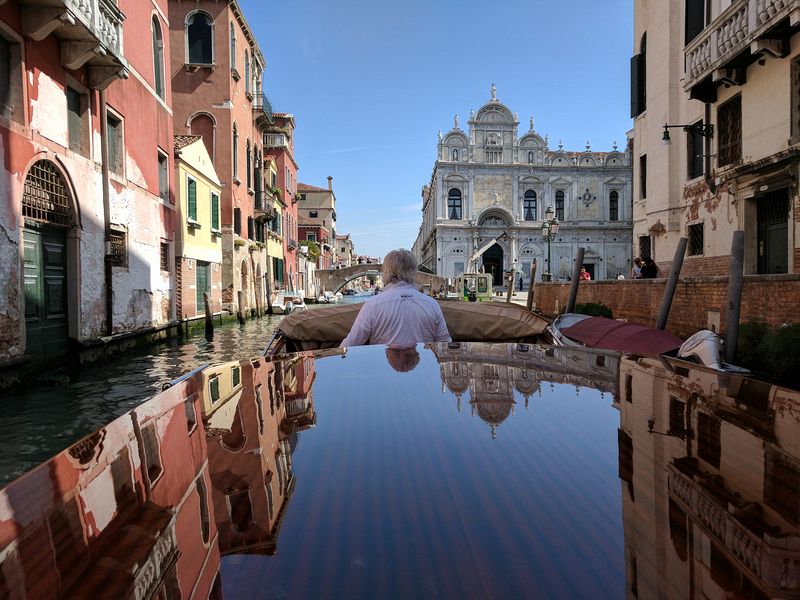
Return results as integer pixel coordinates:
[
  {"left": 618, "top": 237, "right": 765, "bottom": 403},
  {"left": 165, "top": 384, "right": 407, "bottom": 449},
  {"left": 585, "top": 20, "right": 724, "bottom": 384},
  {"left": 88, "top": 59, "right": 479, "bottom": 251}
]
[{"left": 340, "top": 282, "right": 451, "bottom": 348}]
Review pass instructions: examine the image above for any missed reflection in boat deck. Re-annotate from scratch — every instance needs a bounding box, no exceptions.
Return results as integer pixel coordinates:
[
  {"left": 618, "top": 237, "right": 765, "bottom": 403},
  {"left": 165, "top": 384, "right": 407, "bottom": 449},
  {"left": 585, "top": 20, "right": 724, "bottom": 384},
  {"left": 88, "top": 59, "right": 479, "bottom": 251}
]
[
  {"left": 619, "top": 356, "right": 800, "bottom": 599},
  {"left": 0, "top": 344, "right": 797, "bottom": 598}
]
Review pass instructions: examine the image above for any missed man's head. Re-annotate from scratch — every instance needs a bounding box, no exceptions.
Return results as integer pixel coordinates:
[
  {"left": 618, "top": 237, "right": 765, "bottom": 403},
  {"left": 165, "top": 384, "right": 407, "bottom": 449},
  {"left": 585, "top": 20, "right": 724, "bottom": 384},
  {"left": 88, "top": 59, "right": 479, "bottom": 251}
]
[
  {"left": 385, "top": 347, "right": 420, "bottom": 372},
  {"left": 382, "top": 249, "right": 417, "bottom": 285}
]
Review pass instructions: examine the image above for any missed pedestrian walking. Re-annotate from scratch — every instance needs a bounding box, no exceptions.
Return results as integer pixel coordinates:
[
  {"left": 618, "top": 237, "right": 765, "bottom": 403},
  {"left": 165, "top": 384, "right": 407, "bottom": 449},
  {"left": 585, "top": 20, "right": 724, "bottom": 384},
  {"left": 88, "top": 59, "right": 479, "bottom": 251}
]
[
  {"left": 640, "top": 257, "right": 660, "bottom": 278},
  {"left": 631, "top": 257, "right": 642, "bottom": 279},
  {"left": 518, "top": 275, "right": 524, "bottom": 291}
]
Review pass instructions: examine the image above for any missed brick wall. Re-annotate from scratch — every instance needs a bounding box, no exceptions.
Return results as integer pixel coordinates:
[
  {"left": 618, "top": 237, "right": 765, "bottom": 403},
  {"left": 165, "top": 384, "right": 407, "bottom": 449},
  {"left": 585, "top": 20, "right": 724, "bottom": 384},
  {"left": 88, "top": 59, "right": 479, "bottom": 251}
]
[{"left": 533, "top": 275, "right": 800, "bottom": 338}]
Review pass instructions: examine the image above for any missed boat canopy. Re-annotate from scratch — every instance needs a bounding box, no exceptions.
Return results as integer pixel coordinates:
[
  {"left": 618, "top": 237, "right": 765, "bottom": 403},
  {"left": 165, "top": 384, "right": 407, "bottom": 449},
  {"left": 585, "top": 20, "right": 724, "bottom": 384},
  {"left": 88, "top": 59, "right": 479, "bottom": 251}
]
[
  {"left": 560, "top": 317, "right": 683, "bottom": 355},
  {"left": 272, "top": 301, "right": 550, "bottom": 352}
]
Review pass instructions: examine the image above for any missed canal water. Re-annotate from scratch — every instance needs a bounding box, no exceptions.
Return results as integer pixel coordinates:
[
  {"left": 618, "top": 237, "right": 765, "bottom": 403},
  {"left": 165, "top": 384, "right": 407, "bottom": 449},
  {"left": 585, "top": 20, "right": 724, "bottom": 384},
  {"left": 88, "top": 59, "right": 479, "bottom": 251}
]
[{"left": 1, "top": 294, "right": 369, "bottom": 486}]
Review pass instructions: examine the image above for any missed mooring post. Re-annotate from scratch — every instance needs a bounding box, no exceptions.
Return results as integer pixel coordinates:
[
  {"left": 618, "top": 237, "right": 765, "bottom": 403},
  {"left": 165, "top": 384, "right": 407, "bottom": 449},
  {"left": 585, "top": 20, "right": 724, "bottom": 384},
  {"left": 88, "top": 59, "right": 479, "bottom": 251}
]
[
  {"left": 526, "top": 259, "right": 538, "bottom": 310},
  {"left": 265, "top": 275, "right": 273, "bottom": 315},
  {"left": 725, "top": 231, "right": 745, "bottom": 364},
  {"left": 656, "top": 237, "right": 688, "bottom": 330},
  {"left": 203, "top": 292, "right": 214, "bottom": 339},
  {"left": 565, "top": 247, "right": 585, "bottom": 314},
  {"left": 237, "top": 291, "right": 246, "bottom": 325}
]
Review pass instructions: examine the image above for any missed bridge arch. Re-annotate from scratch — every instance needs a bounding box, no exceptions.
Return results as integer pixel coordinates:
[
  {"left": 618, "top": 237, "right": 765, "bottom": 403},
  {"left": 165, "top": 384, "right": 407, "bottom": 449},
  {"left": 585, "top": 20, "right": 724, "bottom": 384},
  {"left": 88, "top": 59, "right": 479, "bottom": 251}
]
[{"left": 316, "top": 263, "right": 447, "bottom": 295}]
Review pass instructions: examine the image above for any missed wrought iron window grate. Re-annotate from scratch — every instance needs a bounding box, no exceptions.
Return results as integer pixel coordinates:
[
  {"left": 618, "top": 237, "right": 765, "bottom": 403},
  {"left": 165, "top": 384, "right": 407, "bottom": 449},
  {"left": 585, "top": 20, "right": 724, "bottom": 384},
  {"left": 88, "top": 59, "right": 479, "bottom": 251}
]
[
  {"left": 109, "top": 229, "right": 127, "bottom": 267},
  {"left": 22, "top": 160, "right": 73, "bottom": 226},
  {"left": 688, "top": 222, "right": 704, "bottom": 256}
]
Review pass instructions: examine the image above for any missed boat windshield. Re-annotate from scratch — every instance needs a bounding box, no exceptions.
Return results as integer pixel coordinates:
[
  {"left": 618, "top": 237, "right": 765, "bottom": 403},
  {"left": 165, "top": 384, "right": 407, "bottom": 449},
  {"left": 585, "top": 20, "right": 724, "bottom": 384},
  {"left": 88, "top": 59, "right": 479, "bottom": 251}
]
[{"left": 1, "top": 343, "right": 797, "bottom": 598}]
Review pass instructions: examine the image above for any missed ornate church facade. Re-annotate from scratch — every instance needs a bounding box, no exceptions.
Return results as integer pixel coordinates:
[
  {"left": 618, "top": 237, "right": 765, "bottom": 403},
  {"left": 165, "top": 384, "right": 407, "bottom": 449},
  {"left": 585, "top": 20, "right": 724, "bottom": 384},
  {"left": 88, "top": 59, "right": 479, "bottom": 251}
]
[{"left": 412, "top": 87, "right": 634, "bottom": 283}]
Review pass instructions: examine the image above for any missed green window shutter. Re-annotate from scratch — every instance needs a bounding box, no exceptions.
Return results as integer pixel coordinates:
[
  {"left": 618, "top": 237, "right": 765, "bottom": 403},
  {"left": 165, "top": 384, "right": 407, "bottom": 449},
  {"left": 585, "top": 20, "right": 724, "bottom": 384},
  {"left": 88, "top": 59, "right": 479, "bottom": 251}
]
[
  {"left": 188, "top": 178, "right": 197, "bottom": 220},
  {"left": 211, "top": 192, "right": 219, "bottom": 230}
]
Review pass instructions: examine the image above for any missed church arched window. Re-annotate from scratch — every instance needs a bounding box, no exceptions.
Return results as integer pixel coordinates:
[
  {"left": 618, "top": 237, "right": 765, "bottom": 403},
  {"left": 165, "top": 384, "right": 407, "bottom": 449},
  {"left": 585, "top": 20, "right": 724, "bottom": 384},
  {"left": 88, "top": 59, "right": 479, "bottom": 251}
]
[
  {"left": 555, "top": 190, "right": 565, "bottom": 221},
  {"left": 523, "top": 190, "right": 537, "bottom": 221},
  {"left": 447, "top": 188, "right": 462, "bottom": 220},
  {"left": 609, "top": 190, "right": 619, "bottom": 221}
]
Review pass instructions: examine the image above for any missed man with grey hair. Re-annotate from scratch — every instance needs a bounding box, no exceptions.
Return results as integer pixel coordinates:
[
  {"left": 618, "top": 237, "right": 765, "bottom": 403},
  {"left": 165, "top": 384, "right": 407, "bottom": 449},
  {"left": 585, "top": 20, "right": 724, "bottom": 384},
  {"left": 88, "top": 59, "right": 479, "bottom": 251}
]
[{"left": 341, "top": 249, "right": 451, "bottom": 348}]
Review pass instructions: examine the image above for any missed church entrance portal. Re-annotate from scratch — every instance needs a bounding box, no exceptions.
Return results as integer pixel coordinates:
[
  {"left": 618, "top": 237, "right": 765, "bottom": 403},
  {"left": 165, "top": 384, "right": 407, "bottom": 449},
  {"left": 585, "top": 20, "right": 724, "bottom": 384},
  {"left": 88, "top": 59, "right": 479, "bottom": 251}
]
[{"left": 482, "top": 245, "right": 503, "bottom": 286}]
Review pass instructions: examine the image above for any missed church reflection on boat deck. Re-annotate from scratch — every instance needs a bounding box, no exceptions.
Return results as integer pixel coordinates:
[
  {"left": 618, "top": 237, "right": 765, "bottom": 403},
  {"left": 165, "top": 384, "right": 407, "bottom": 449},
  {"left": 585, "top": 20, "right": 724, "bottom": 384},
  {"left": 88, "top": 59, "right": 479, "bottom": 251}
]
[{"left": 0, "top": 344, "right": 797, "bottom": 598}]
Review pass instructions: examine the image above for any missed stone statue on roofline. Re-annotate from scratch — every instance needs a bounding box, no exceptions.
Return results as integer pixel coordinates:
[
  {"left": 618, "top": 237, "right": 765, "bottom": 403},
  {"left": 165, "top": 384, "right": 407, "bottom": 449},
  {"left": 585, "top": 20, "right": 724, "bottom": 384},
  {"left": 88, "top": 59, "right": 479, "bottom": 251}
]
[
  {"left": 490, "top": 83, "right": 497, "bottom": 101},
  {"left": 454, "top": 114, "right": 459, "bottom": 129}
]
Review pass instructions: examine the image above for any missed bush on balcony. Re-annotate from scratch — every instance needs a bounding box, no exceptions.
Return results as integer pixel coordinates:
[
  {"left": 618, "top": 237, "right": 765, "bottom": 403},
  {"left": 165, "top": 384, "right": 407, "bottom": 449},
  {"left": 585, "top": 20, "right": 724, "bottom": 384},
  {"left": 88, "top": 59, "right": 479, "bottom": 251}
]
[{"left": 300, "top": 240, "right": 321, "bottom": 260}]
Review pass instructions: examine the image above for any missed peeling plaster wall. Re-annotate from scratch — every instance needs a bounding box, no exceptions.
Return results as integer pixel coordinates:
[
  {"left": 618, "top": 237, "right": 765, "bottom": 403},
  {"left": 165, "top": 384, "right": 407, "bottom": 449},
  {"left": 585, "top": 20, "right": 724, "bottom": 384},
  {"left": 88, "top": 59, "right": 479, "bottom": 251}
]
[
  {"left": 29, "top": 71, "right": 68, "bottom": 148},
  {"left": 109, "top": 176, "right": 172, "bottom": 333}
]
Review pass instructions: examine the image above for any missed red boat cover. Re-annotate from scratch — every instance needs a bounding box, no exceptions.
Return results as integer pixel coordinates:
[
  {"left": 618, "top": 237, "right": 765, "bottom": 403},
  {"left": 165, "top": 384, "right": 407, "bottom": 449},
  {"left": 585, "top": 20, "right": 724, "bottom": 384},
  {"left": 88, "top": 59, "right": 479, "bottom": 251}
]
[{"left": 561, "top": 317, "right": 683, "bottom": 355}]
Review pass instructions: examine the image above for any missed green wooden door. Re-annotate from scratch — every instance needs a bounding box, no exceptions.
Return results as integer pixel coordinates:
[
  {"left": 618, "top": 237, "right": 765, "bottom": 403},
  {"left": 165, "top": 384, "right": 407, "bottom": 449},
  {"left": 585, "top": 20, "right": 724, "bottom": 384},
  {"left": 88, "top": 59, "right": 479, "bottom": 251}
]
[
  {"left": 196, "top": 261, "right": 210, "bottom": 314},
  {"left": 757, "top": 190, "right": 789, "bottom": 274},
  {"left": 24, "top": 226, "right": 69, "bottom": 354}
]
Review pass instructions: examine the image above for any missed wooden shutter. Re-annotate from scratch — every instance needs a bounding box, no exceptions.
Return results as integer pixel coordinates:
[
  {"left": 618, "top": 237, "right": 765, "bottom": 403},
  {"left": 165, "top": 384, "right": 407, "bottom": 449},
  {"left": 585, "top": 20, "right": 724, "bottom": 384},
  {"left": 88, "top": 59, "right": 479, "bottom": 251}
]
[
  {"left": 630, "top": 54, "right": 645, "bottom": 118},
  {"left": 211, "top": 192, "right": 219, "bottom": 230},
  {"left": 188, "top": 178, "right": 197, "bottom": 220}
]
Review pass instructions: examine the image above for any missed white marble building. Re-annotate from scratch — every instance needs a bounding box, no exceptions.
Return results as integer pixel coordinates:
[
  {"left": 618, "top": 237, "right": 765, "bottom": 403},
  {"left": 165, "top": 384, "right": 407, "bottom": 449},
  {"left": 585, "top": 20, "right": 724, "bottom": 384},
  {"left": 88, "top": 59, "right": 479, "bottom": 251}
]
[{"left": 412, "top": 86, "right": 633, "bottom": 283}]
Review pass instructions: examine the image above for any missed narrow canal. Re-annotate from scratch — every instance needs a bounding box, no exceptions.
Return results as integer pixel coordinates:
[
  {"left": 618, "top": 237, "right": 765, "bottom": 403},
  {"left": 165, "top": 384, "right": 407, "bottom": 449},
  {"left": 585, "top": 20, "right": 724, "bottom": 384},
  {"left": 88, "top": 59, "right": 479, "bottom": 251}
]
[{"left": 0, "top": 296, "right": 367, "bottom": 486}]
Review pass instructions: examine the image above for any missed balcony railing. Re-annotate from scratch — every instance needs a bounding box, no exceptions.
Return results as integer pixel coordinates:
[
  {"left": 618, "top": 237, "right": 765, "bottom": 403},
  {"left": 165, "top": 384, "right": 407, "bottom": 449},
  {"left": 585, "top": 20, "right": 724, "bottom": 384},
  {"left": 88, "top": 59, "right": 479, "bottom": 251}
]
[
  {"left": 287, "top": 237, "right": 298, "bottom": 249},
  {"left": 253, "top": 91, "right": 274, "bottom": 124},
  {"left": 668, "top": 463, "right": 800, "bottom": 597},
  {"left": 19, "top": 0, "right": 127, "bottom": 89},
  {"left": 254, "top": 192, "right": 276, "bottom": 220},
  {"left": 684, "top": 0, "right": 797, "bottom": 95},
  {"left": 264, "top": 133, "right": 287, "bottom": 148}
]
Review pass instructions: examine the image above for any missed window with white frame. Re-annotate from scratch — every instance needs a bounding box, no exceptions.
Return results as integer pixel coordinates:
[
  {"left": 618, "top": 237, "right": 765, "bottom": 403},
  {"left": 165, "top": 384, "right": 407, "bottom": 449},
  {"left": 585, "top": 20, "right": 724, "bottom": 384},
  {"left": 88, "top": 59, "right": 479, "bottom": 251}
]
[{"left": 152, "top": 16, "right": 165, "bottom": 99}]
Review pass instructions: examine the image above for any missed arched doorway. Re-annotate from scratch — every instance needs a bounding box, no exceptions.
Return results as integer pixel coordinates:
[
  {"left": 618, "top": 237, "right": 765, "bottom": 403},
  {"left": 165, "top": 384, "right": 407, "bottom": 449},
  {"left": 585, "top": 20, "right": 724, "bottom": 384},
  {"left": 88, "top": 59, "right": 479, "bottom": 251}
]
[
  {"left": 482, "top": 244, "right": 504, "bottom": 286},
  {"left": 22, "top": 160, "right": 76, "bottom": 354}
]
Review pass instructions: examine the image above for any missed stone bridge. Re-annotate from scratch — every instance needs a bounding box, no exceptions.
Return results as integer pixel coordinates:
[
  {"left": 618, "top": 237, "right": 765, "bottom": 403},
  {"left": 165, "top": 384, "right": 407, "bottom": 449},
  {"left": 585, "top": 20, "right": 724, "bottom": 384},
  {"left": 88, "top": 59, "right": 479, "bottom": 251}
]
[{"left": 316, "top": 264, "right": 447, "bottom": 293}]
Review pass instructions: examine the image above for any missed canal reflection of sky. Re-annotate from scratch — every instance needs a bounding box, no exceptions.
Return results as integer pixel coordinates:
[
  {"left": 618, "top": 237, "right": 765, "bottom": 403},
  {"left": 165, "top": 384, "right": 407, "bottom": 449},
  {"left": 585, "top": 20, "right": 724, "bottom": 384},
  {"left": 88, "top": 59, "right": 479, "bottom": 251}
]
[{"left": 221, "top": 344, "right": 625, "bottom": 599}]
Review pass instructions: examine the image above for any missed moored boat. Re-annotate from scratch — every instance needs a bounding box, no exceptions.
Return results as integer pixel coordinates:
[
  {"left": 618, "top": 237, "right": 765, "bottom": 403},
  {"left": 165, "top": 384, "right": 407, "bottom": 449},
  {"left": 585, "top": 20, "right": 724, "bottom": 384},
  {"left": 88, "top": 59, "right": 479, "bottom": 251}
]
[
  {"left": 271, "top": 291, "right": 307, "bottom": 315},
  {"left": 265, "top": 300, "right": 551, "bottom": 354}
]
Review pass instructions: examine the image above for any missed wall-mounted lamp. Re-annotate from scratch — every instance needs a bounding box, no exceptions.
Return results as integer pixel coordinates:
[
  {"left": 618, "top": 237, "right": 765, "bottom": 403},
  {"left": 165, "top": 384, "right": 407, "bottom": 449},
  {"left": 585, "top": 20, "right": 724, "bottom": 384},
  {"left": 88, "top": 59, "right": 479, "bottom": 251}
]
[
  {"left": 661, "top": 122, "right": 714, "bottom": 145},
  {"left": 647, "top": 416, "right": 690, "bottom": 439}
]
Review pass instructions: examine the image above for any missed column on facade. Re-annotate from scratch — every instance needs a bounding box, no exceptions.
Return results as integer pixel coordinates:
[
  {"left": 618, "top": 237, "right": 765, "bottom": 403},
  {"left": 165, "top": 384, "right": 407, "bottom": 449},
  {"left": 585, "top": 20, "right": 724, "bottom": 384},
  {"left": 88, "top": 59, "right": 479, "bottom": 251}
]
[
  {"left": 468, "top": 175, "right": 475, "bottom": 220},
  {"left": 512, "top": 177, "right": 519, "bottom": 220}
]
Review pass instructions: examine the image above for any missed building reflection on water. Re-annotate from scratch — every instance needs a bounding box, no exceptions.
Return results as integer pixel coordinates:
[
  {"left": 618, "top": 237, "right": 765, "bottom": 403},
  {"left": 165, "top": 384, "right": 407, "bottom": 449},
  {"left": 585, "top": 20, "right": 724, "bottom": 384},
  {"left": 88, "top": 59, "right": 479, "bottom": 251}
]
[
  {"left": 1, "top": 343, "right": 799, "bottom": 598},
  {"left": 430, "top": 342, "right": 619, "bottom": 438},
  {"left": 618, "top": 355, "right": 800, "bottom": 599},
  {"left": 0, "top": 352, "right": 316, "bottom": 599}
]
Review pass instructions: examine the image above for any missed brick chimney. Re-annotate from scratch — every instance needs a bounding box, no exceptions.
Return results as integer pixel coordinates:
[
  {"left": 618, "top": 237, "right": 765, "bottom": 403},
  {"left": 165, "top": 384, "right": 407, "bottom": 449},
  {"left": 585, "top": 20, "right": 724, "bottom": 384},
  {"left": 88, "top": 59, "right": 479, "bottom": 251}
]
[{"left": 327, "top": 176, "right": 333, "bottom": 190}]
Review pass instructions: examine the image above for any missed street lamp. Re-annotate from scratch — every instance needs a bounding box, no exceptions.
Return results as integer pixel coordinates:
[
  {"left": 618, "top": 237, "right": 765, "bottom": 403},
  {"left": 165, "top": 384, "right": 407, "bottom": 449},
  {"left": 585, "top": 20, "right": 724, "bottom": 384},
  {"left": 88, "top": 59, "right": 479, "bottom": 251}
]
[
  {"left": 661, "top": 122, "right": 713, "bottom": 145},
  {"left": 540, "top": 206, "right": 559, "bottom": 282}
]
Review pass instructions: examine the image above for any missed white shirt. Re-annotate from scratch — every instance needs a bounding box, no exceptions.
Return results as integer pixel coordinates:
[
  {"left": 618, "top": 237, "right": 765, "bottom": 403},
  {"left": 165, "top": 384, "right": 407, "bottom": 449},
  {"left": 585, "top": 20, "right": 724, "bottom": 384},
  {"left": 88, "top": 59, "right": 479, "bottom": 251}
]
[{"left": 340, "top": 282, "right": 451, "bottom": 348}]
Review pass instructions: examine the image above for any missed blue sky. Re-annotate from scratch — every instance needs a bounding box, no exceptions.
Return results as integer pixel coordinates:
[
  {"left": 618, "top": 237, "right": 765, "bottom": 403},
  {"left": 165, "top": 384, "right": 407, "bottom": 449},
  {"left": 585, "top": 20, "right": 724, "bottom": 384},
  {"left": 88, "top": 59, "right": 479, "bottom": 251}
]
[{"left": 245, "top": 0, "right": 633, "bottom": 259}]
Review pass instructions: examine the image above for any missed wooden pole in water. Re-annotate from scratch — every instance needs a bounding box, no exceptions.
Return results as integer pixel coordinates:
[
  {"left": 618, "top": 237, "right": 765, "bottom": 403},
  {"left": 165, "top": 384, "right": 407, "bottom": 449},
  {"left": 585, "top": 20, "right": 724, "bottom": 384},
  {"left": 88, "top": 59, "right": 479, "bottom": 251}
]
[
  {"left": 265, "top": 274, "right": 273, "bottom": 314},
  {"left": 565, "top": 247, "right": 585, "bottom": 314},
  {"left": 237, "top": 290, "right": 246, "bottom": 325},
  {"left": 526, "top": 259, "right": 538, "bottom": 310},
  {"left": 725, "top": 231, "right": 745, "bottom": 364},
  {"left": 203, "top": 292, "right": 214, "bottom": 339},
  {"left": 656, "top": 237, "right": 688, "bottom": 330}
]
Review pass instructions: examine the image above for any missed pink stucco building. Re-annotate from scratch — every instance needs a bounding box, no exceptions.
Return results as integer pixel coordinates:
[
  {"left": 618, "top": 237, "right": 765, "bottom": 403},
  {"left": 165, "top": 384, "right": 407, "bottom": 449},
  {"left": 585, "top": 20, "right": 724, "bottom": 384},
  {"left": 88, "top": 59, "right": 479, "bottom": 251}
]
[{"left": 0, "top": 0, "right": 177, "bottom": 360}]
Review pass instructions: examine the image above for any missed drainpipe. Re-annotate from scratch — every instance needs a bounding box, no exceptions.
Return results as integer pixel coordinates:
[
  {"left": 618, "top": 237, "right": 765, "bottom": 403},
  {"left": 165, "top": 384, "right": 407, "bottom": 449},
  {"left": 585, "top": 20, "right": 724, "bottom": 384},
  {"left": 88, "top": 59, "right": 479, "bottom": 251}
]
[{"left": 100, "top": 90, "right": 113, "bottom": 336}]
